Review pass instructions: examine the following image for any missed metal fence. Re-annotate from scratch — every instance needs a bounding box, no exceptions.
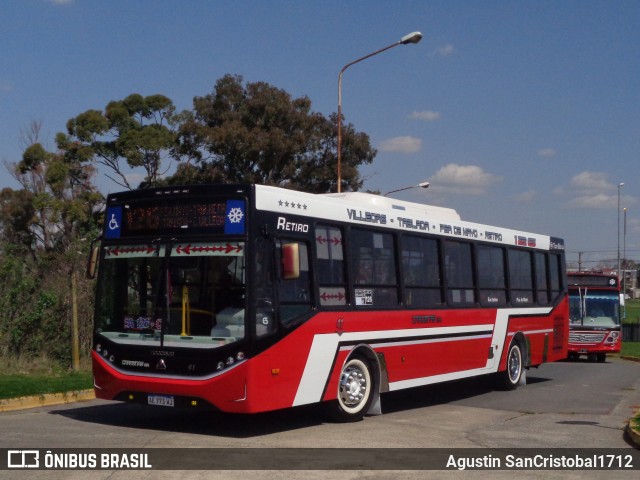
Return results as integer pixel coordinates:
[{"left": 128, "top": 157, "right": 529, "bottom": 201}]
[{"left": 622, "top": 323, "right": 640, "bottom": 342}]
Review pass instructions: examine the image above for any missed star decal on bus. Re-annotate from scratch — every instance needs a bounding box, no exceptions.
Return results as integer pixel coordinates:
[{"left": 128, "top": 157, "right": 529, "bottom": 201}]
[{"left": 278, "top": 199, "right": 308, "bottom": 210}]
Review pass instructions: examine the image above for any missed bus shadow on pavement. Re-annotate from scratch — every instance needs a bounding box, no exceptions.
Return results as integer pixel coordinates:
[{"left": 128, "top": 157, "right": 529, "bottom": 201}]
[
  {"left": 50, "top": 375, "right": 553, "bottom": 437},
  {"left": 50, "top": 401, "right": 326, "bottom": 438},
  {"left": 380, "top": 373, "right": 552, "bottom": 415}
]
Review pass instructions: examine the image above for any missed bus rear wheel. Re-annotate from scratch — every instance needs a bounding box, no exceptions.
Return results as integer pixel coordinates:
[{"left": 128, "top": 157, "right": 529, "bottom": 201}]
[
  {"left": 496, "top": 342, "right": 523, "bottom": 391},
  {"left": 325, "top": 356, "right": 374, "bottom": 422}
]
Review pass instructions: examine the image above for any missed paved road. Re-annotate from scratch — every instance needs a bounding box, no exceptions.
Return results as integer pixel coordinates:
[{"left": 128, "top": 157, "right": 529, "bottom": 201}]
[{"left": 1, "top": 357, "right": 639, "bottom": 479}]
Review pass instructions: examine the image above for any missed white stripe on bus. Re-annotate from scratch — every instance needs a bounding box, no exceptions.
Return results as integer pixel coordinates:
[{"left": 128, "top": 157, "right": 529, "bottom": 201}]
[{"left": 292, "top": 307, "right": 552, "bottom": 407}]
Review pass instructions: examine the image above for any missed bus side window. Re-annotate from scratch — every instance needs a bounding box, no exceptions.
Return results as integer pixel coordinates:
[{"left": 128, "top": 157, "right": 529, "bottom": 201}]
[
  {"left": 535, "top": 252, "right": 549, "bottom": 305},
  {"left": 476, "top": 245, "right": 507, "bottom": 306},
  {"left": 549, "top": 253, "right": 564, "bottom": 303},
  {"left": 316, "top": 224, "right": 347, "bottom": 307},
  {"left": 349, "top": 229, "right": 398, "bottom": 307},
  {"left": 400, "top": 235, "right": 443, "bottom": 307},
  {"left": 509, "top": 249, "right": 534, "bottom": 305},
  {"left": 444, "top": 240, "right": 476, "bottom": 305}
]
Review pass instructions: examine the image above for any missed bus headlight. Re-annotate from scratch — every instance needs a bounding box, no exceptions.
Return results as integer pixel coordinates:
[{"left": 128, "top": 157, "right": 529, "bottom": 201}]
[{"left": 605, "top": 331, "right": 620, "bottom": 343}]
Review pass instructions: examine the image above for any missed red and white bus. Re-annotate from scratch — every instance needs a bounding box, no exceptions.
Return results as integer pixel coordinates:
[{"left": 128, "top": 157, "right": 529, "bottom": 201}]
[
  {"left": 567, "top": 272, "right": 622, "bottom": 362},
  {"left": 91, "top": 184, "right": 568, "bottom": 421}
]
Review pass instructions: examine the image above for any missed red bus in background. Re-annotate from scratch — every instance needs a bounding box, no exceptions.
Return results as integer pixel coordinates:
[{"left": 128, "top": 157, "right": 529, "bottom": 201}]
[
  {"left": 567, "top": 272, "right": 622, "bottom": 362},
  {"left": 90, "top": 184, "right": 568, "bottom": 421}
]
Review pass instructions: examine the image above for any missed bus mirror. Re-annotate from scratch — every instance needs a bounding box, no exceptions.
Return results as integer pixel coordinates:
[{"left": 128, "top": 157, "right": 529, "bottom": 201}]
[
  {"left": 282, "top": 243, "right": 300, "bottom": 280},
  {"left": 87, "top": 244, "right": 100, "bottom": 279}
]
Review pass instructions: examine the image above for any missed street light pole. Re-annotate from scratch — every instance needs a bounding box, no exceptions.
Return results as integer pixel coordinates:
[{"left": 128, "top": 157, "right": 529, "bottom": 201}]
[
  {"left": 337, "top": 31, "right": 422, "bottom": 193},
  {"left": 617, "top": 182, "right": 624, "bottom": 279}
]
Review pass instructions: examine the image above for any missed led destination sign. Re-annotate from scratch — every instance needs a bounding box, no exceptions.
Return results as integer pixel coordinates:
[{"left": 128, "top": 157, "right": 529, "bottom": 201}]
[
  {"left": 127, "top": 203, "right": 226, "bottom": 231},
  {"left": 104, "top": 199, "right": 246, "bottom": 238}
]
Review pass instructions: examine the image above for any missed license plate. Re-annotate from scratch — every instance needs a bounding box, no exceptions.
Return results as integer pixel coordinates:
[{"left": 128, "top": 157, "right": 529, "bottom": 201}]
[{"left": 148, "top": 395, "right": 174, "bottom": 407}]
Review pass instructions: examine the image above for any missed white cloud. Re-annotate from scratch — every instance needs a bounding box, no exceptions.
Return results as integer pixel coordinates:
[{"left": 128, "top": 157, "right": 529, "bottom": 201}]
[
  {"left": 379, "top": 136, "right": 422, "bottom": 154},
  {"left": 568, "top": 194, "right": 617, "bottom": 209},
  {"left": 561, "top": 171, "right": 633, "bottom": 209},
  {"left": 537, "top": 148, "right": 556, "bottom": 158},
  {"left": 514, "top": 189, "right": 537, "bottom": 203},
  {"left": 409, "top": 110, "right": 441, "bottom": 122},
  {"left": 569, "top": 171, "right": 614, "bottom": 192},
  {"left": 428, "top": 163, "right": 502, "bottom": 195},
  {"left": 431, "top": 44, "right": 455, "bottom": 57}
]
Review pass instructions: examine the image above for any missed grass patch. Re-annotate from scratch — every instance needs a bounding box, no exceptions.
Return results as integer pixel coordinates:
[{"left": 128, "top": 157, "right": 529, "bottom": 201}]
[
  {"left": 624, "top": 299, "right": 640, "bottom": 324},
  {"left": 633, "top": 412, "right": 640, "bottom": 431},
  {"left": 0, "top": 355, "right": 92, "bottom": 400},
  {"left": 0, "top": 371, "right": 92, "bottom": 400},
  {"left": 621, "top": 342, "right": 640, "bottom": 359}
]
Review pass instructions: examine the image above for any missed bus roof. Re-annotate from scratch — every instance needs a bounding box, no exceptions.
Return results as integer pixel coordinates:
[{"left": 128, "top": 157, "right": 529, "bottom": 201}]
[
  {"left": 101, "top": 184, "right": 564, "bottom": 252},
  {"left": 255, "top": 185, "right": 564, "bottom": 252}
]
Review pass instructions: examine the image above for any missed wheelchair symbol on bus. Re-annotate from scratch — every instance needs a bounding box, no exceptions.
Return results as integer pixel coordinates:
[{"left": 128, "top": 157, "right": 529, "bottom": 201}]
[
  {"left": 105, "top": 207, "right": 123, "bottom": 239},
  {"left": 108, "top": 213, "right": 120, "bottom": 231}
]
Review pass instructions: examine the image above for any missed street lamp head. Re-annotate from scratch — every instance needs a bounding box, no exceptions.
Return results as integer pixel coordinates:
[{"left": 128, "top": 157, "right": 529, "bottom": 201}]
[
  {"left": 383, "top": 181, "right": 430, "bottom": 196},
  {"left": 400, "top": 31, "right": 423, "bottom": 45}
]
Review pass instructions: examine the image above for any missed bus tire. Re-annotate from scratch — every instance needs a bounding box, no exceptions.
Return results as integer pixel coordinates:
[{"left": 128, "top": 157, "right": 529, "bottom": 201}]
[
  {"left": 496, "top": 341, "right": 523, "bottom": 391},
  {"left": 325, "top": 356, "right": 374, "bottom": 422},
  {"left": 596, "top": 353, "right": 606, "bottom": 363}
]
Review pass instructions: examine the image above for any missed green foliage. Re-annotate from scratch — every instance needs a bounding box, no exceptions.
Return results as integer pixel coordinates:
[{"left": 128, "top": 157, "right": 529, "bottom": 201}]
[
  {"left": 0, "top": 253, "right": 96, "bottom": 367},
  {"left": 60, "top": 94, "right": 177, "bottom": 189},
  {"left": 0, "top": 250, "right": 94, "bottom": 366},
  {"left": 0, "top": 188, "right": 35, "bottom": 252},
  {"left": 172, "top": 74, "right": 376, "bottom": 193}
]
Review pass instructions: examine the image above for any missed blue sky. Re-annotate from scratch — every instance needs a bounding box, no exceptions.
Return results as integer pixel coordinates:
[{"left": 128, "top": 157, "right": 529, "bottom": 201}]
[{"left": 1, "top": 0, "right": 638, "bottom": 269}]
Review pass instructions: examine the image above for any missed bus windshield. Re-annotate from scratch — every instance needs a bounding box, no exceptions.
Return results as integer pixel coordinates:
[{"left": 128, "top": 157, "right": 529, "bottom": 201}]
[
  {"left": 95, "top": 241, "right": 246, "bottom": 348},
  {"left": 569, "top": 289, "right": 620, "bottom": 328}
]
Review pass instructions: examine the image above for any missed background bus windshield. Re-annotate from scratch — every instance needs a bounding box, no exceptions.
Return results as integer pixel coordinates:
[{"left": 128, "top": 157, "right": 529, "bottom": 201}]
[{"left": 569, "top": 290, "right": 620, "bottom": 328}]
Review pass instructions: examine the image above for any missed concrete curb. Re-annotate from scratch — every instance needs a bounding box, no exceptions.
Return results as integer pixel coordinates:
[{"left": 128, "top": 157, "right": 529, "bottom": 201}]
[
  {"left": 0, "top": 389, "right": 95, "bottom": 412},
  {"left": 626, "top": 420, "right": 640, "bottom": 449}
]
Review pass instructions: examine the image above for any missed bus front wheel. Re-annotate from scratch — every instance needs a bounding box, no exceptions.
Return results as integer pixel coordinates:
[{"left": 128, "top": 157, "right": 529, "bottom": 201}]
[{"left": 325, "top": 356, "right": 374, "bottom": 422}]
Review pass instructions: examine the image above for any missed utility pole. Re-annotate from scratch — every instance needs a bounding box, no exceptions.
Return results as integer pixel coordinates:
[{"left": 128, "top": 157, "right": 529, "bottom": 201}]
[{"left": 71, "top": 271, "right": 80, "bottom": 371}]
